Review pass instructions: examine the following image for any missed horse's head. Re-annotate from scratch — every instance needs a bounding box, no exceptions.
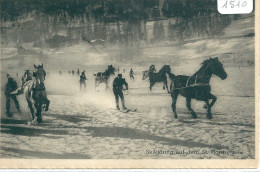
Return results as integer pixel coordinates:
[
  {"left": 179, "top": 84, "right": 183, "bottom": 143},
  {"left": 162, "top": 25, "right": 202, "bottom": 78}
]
[
  {"left": 108, "top": 65, "right": 115, "bottom": 75},
  {"left": 204, "top": 57, "right": 227, "bottom": 80},
  {"left": 165, "top": 65, "right": 171, "bottom": 73},
  {"left": 149, "top": 65, "right": 156, "bottom": 73},
  {"left": 33, "top": 64, "right": 46, "bottom": 85},
  {"left": 159, "top": 65, "right": 171, "bottom": 74}
]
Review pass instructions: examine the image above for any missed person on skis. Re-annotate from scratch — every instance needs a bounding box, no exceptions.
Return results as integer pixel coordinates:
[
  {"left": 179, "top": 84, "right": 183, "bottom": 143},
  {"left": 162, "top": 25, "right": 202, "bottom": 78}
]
[
  {"left": 80, "top": 71, "right": 87, "bottom": 91},
  {"left": 112, "top": 73, "right": 128, "bottom": 110},
  {"left": 129, "top": 68, "right": 134, "bottom": 80}
]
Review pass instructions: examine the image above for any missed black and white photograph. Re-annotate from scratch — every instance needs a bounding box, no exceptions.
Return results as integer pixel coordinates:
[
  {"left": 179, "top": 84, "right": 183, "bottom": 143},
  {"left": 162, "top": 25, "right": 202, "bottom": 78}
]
[{"left": 0, "top": 0, "right": 257, "bottom": 168}]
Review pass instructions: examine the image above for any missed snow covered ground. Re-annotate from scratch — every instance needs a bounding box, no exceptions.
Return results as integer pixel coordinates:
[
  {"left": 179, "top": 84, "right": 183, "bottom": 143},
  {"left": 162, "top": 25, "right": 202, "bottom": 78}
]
[
  {"left": 0, "top": 16, "right": 255, "bottom": 159},
  {"left": 0, "top": 64, "right": 254, "bottom": 159}
]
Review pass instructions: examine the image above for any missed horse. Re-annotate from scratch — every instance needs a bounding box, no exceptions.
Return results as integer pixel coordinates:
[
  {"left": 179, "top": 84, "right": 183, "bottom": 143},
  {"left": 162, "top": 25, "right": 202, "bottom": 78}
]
[
  {"left": 142, "top": 65, "right": 156, "bottom": 80},
  {"left": 168, "top": 57, "right": 227, "bottom": 119},
  {"left": 14, "top": 64, "right": 50, "bottom": 123},
  {"left": 148, "top": 65, "right": 171, "bottom": 93},
  {"left": 94, "top": 65, "right": 115, "bottom": 90}
]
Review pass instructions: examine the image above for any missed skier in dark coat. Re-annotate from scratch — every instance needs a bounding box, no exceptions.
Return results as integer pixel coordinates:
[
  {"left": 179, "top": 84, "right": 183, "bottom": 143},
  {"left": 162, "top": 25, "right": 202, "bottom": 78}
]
[
  {"left": 80, "top": 71, "right": 87, "bottom": 90},
  {"left": 113, "top": 73, "right": 128, "bottom": 110},
  {"left": 129, "top": 68, "right": 134, "bottom": 80},
  {"left": 5, "top": 76, "right": 20, "bottom": 116}
]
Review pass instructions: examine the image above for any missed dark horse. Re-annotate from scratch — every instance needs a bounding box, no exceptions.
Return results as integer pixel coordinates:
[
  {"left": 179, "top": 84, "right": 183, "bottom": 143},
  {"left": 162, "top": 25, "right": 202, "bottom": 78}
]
[
  {"left": 94, "top": 65, "right": 115, "bottom": 90},
  {"left": 168, "top": 57, "right": 227, "bottom": 119},
  {"left": 149, "top": 65, "right": 171, "bottom": 93},
  {"left": 142, "top": 65, "right": 156, "bottom": 80}
]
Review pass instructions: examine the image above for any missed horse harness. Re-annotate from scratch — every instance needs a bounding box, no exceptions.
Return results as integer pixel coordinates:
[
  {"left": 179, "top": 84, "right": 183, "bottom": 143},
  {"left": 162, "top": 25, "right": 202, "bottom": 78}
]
[
  {"left": 32, "top": 78, "right": 46, "bottom": 91},
  {"left": 174, "top": 65, "right": 210, "bottom": 90}
]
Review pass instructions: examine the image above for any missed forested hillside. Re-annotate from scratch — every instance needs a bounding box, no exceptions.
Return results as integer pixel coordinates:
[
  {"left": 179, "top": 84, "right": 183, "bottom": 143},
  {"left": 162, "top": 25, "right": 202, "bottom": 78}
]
[{"left": 1, "top": 0, "right": 243, "bottom": 48}]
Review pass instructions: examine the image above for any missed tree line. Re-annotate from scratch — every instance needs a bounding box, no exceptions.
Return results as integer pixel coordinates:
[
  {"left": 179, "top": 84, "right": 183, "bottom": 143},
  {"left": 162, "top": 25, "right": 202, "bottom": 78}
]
[{"left": 1, "top": 0, "right": 243, "bottom": 48}]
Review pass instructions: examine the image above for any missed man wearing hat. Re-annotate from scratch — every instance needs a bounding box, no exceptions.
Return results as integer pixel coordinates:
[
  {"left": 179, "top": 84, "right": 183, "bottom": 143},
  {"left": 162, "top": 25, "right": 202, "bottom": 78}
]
[
  {"left": 112, "top": 73, "right": 128, "bottom": 110},
  {"left": 5, "top": 75, "right": 20, "bottom": 116}
]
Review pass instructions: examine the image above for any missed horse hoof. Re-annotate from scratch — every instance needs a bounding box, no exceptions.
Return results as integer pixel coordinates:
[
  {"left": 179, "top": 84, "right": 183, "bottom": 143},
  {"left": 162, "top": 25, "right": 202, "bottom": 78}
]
[{"left": 37, "top": 118, "right": 43, "bottom": 123}]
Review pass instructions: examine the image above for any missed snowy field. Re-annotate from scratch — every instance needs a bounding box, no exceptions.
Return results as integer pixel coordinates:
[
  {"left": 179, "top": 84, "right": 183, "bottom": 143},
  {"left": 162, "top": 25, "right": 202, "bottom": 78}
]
[
  {"left": 0, "top": 16, "right": 255, "bottom": 159},
  {"left": 0, "top": 64, "right": 255, "bottom": 159}
]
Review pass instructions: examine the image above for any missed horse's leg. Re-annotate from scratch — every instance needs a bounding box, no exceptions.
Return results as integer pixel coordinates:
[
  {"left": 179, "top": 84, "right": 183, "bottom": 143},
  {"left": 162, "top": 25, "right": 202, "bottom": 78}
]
[
  {"left": 44, "top": 98, "right": 50, "bottom": 111},
  {"left": 27, "top": 99, "right": 35, "bottom": 120},
  {"left": 171, "top": 90, "right": 179, "bottom": 119},
  {"left": 164, "top": 81, "right": 170, "bottom": 93},
  {"left": 186, "top": 98, "right": 197, "bottom": 119},
  {"left": 37, "top": 103, "right": 43, "bottom": 123},
  {"left": 208, "top": 93, "right": 217, "bottom": 108},
  {"left": 34, "top": 102, "right": 42, "bottom": 123},
  {"left": 41, "top": 91, "right": 50, "bottom": 111},
  {"left": 105, "top": 81, "right": 109, "bottom": 91},
  {"left": 205, "top": 100, "right": 212, "bottom": 119},
  {"left": 149, "top": 82, "right": 155, "bottom": 91}
]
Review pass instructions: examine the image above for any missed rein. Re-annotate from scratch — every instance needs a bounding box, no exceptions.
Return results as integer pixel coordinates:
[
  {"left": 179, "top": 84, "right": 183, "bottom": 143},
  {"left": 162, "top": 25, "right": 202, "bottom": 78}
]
[
  {"left": 176, "top": 64, "right": 211, "bottom": 90},
  {"left": 174, "top": 83, "right": 210, "bottom": 90},
  {"left": 185, "top": 64, "right": 210, "bottom": 87}
]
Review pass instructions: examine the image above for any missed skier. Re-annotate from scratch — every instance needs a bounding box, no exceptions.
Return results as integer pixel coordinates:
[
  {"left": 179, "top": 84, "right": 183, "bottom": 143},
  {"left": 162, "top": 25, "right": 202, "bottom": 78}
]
[
  {"left": 129, "top": 68, "right": 134, "bottom": 80},
  {"left": 77, "top": 69, "right": 80, "bottom": 76},
  {"left": 112, "top": 73, "right": 128, "bottom": 110},
  {"left": 5, "top": 76, "right": 21, "bottom": 116},
  {"left": 80, "top": 71, "right": 87, "bottom": 91}
]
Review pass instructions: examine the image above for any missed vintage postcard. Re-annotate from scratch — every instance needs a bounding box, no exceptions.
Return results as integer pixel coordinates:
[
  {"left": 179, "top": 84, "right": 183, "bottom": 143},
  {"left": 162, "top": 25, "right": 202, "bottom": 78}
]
[{"left": 0, "top": 0, "right": 258, "bottom": 169}]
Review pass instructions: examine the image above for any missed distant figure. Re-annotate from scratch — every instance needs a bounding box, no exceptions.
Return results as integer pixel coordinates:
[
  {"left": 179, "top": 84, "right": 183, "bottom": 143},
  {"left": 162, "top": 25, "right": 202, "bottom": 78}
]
[
  {"left": 113, "top": 73, "right": 128, "bottom": 110},
  {"left": 72, "top": 70, "right": 75, "bottom": 75},
  {"left": 59, "top": 70, "right": 62, "bottom": 75},
  {"left": 69, "top": 70, "right": 71, "bottom": 75},
  {"left": 5, "top": 77, "right": 20, "bottom": 116},
  {"left": 22, "top": 70, "right": 32, "bottom": 87},
  {"left": 80, "top": 71, "right": 87, "bottom": 91},
  {"left": 94, "top": 65, "right": 116, "bottom": 90},
  {"left": 123, "top": 69, "right": 125, "bottom": 73},
  {"left": 77, "top": 69, "right": 80, "bottom": 76},
  {"left": 129, "top": 68, "right": 134, "bottom": 80}
]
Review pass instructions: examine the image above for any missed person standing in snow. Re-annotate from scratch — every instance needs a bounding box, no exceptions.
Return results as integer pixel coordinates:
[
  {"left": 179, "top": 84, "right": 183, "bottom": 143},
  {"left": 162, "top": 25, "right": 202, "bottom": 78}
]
[{"left": 112, "top": 73, "right": 128, "bottom": 110}]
